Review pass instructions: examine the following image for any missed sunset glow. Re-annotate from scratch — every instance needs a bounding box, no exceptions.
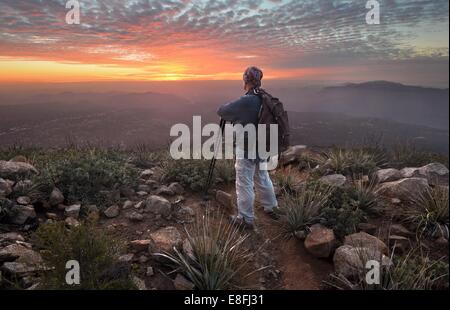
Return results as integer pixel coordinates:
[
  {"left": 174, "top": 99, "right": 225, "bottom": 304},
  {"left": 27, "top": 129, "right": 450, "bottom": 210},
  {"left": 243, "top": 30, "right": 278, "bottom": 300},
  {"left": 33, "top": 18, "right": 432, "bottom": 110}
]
[{"left": 0, "top": 0, "right": 448, "bottom": 85}]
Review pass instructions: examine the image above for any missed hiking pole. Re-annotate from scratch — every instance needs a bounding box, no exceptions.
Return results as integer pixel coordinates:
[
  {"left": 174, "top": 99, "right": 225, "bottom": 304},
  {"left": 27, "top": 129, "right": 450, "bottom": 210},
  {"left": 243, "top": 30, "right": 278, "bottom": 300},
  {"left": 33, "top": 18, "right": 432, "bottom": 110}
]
[{"left": 203, "top": 118, "right": 226, "bottom": 199}]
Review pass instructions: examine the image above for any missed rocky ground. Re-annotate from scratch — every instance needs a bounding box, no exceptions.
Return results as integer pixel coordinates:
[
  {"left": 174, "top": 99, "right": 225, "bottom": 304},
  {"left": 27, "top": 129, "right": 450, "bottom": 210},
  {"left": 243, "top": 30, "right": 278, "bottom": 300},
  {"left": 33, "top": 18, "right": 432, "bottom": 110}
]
[{"left": 0, "top": 145, "right": 448, "bottom": 290}]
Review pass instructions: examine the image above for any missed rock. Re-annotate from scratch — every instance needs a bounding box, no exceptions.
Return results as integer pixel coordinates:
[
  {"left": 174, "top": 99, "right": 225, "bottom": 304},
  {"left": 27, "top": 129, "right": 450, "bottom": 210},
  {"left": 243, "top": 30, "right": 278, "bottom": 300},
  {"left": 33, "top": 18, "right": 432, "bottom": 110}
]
[
  {"left": 13, "top": 180, "right": 32, "bottom": 193},
  {"left": 319, "top": 174, "right": 347, "bottom": 187},
  {"left": 129, "top": 240, "right": 151, "bottom": 252},
  {"left": 138, "top": 255, "right": 148, "bottom": 263},
  {"left": 64, "top": 217, "right": 80, "bottom": 227},
  {"left": 119, "top": 186, "right": 135, "bottom": 199},
  {"left": 376, "top": 168, "right": 402, "bottom": 183},
  {"left": 134, "top": 201, "right": 144, "bottom": 209},
  {"left": 144, "top": 195, "right": 171, "bottom": 217},
  {"left": 149, "top": 226, "right": 182, "bottom": 253},
  {"left": 389, "top": 224, "right": 413, "bottom": 238},
  {"left": 118, "top": 253, "right": 134, "bottom": 263},
  {"left": 0, "top": 178, "right": 12, "bottom": 196},
  {"left": 45, "top": 212, "right": 58, "bottom": 220},
  {"left": 400, "top": 167, "right": 421, "bottom": 178},
  {"left": 304, "top": 225, "right": 336, "bottom": 258},
  {"left": 122, "top": 200, "right": 134, "bottom": 210},
  {"left": 126, "top": 211, "right": 144, "bottom": 222},
  {"left": 281, "top": 145, "right": 307, "bottom": 164},
  {"left": 132, "top": 276, "right": 147, "bottom": 290},
  {"left": 146, "top": 266, "right": 154, "bottom": 277},
  {"left": 182, "top": 239, "right": 194, "bottom": 259},
  {"left": 388, "top": 235, "right": 410, "bottom": 254},
  {"left": 168, "top": 182, "right": 184, "bottom": 195},
  {"left": 9, "top": 205, "right": 36, "bottom": 225},
  {"left": 0, "top": 161, "right": 38, "bottom": 180},
  {"left": 357, "top": 223, "right": 378, "bottom": 235},
  {"left": 333, "top": 245, "right": 389, "bottom": 279},
  {"left": 174, "top": 274, "right": 195, "bottom": 290},
  {"left": 140, "top": 169, "right": 154, "bottom": 179},
  {"left": 391, "top": 198, "right": 401, "bottom": 205},
  {"left": 0, "top": 232, "right": 25, "bottom": 246},
  {"left": 9, "top": 155, "right": 28, "bottom": 163},
  {"left": 16, "top": 196, "right": 31, "bottom": 205},
  {"left": 418, "top": 163, "right": 449, "bottom": 185},
  {"left": 1, "top": 262, "right": 42, "bottom": 276},
  {"left": 49, "top": 188, "right": 64, "bottom": 206},
  {"left": 294, "top": 230, "right": 307, "bottom": 240},
  {"left": 104, "top": 205, "right": 120, "bottom": 218},
  {"left": 377, "top": 178, "right": 429, "bottom": 199},
  {"left": 138, "top": 184, "right": 151, "bottom": 192},
  {"left": 156, "top": 185, "right": 175, "bottom": 196},
  {"left": 176, "top": 206, "right": 195, "bottom": 223},
  {"left": 136, "top": 191, "right": 148, "bottom": 197},
  {"left": 344, "top": 231, "right": 388, "bottom": 256},
  {"left": 0, "top": 244, "right": 42, "bottom": 264},
  {"left": 216, "top": 190, "right": 232, "bottom": 208},
  {"left": 64, "top": 204, "right": 81, "bottom": 219}
]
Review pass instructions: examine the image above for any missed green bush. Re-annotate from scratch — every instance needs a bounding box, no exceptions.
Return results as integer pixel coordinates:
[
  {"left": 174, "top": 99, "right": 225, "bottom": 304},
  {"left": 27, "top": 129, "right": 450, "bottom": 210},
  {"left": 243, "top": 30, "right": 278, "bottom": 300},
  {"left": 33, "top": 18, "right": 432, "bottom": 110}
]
[
  {"left": 162, "top": 157, "right": 234, "bottom": 192},
  {"left": 32, "top": 220, "right": 135, "bottom": 290},
  {"left": 155, "top": 213, "right": 253, "bottom": 290},
  {"left": 33, "top": 148, "right": 137, "bottom": 208},
  {"left": 320, "top": 148, "right": 377, "bottom": 176},
  {"left": 279, "top": 182, "right": 334, "bottom": 235}
]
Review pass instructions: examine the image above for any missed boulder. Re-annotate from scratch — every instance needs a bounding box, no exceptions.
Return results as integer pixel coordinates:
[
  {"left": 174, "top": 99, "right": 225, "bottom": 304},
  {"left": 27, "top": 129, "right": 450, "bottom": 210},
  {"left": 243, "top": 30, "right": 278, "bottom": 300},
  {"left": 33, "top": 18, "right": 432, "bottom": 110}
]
[
  {"left": 125, "top": 211, "right": 144, "bottom": 222},
  {"left": 104, "top": 205, "right": 120, "bottom": 218},
  {"left": 64, "top": 204, "right": 81, "bottom": 219},
  {"left": 148, "top": 226, "right": 182, "bottom": 253},
  {"left": 0, "top": 244, "right": 42, "bottom": 264},
  {"left": 0, "top": 161, "right": 38, "bottom": 180},
  {"left": 139, "top": 169, "right": 154, "bottom": 180},
  {"left": 333, "top": 245, "right": 388, "bottom": 279},
  {"left": 176, "top": 206, "right": 195, "bottom": 223},
  {"left": 1, "top": 262, "right": 43, "bottom": 277},
  {"left": 376, "top": 168, "right": 402, "bottom": 183},
  {"left": 129, "top": 239, "right": 151, "bottom": 252},
  {"left": 400, "top": 167, "right": 421, "bottom": 178},
  {"left": 377, "top": 178, "right": 429, "bottom": 199},
  {"left": 49, "top": 188, "right": 64, "bottom": 206},
  {"left": 281, "top": 145, "right": 307, "bottom": 164},
  {"left": 304, "top": 225, "right": 336, "bottom": 258},
  {"left": 138, "top": 184, "right": 151, "bottom": 193},
  {"left": 156, "top": 185, "right": 175, "bottom": 196},
  {"left": 319, "top": 174, "right": 347, "bottom": 187},
  {"left": 144, "top": 195, "right": 171, "bottom": 217},
  {"left": 9, "top": 205, "right": 36, "bottom": 225},
  {"left": 168, "top": 182, "right": 184, "bottom": 195},
  {"left": 0, "top": 232, "right": 25, "bottom": 246},
  {"left": 418, "top": 163, "right": 449, "bottom": 185},
  {"left": 344, "top": 231, "right": 388, "bottom": 256},
  {"left": 16, "top": 196, "right": 31, "bottom": 205},
  {"left": 0, "top": 178, "right": 12, "bottom": 196},
  {"left": 122, "top": 200, "right": 134, "bottom": 210},
  {"left": 389, "top": 224, "right": 414, "bottom": 238}
]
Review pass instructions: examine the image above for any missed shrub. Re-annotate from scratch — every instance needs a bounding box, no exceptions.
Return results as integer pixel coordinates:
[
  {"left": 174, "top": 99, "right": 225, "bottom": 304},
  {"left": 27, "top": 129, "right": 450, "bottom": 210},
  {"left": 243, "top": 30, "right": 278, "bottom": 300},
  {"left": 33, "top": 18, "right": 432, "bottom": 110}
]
[
  {"left": 324, "top": 248, "right": 449, "bottom": 290},
  {"left": 388, "top": 142, "right": 449, "bottom": 169},
  {"left": 162, "top": 157, "right": 235, "bottom": 192},
  {"left": 405, "top": 186, "right": 449, "bottom": 238},
  {"left": 352, "top": 177, "right": 382, "bottom": 215},
  {"left": 34, "top": 148, "right": 137, "bottom": 208},
  {"left": 155, "top": 213, "right": 254, "bottom": 290},
  {"left": 32, "top": 220, "right": 135, "bottom": 290},
  {"left": 320, "top": 148, "right": 377, "bottom": 176},
  {"left": 279, "top": 182, "right": 334, "bottom": 235},
  {"left": 273, "top": 167, "right": 300, "bottom": 195},
  {"left": 321, "top": 200, "right": 366, "bottom": 239}
]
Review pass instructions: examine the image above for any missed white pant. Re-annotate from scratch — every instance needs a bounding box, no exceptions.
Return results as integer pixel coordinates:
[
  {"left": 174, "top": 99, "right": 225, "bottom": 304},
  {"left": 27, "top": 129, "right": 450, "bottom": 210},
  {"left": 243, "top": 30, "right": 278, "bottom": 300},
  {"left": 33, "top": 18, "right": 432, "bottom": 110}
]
[{"left": 235, "top": 158, "right": 278, "bottom": 224}]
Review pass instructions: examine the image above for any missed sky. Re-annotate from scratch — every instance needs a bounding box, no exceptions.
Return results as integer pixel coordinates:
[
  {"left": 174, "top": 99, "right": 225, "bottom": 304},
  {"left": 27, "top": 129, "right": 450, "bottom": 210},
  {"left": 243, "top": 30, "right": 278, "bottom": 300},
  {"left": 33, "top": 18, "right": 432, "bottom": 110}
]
[{"left": 0, "top": 0, "right": 448, "bottom": 86}]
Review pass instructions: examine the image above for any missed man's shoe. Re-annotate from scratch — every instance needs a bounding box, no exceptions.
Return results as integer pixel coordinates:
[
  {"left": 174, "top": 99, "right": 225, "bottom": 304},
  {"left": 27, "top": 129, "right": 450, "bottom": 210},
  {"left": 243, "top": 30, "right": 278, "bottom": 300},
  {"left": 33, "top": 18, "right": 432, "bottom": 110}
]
[
  {"left": 229, "top": 215, "right": 256, "bottom": 231},
  {"left": 264, "top": 206, "right": 281, "bottom": 220}
]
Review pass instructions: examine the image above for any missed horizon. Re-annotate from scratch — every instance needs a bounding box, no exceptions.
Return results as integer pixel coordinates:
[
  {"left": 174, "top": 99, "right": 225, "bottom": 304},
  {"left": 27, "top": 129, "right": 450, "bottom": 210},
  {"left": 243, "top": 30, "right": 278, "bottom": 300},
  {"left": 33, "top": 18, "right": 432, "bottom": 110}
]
[{"left": 0, "top": 0, "right": 448, "bottom": 87}]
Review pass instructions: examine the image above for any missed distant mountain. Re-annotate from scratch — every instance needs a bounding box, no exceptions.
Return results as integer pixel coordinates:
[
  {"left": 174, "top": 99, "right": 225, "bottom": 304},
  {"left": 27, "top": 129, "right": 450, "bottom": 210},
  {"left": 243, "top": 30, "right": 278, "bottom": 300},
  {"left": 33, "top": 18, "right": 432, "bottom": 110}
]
[{"left": 301, "top": 81, "right": 449, "bottom": 130}]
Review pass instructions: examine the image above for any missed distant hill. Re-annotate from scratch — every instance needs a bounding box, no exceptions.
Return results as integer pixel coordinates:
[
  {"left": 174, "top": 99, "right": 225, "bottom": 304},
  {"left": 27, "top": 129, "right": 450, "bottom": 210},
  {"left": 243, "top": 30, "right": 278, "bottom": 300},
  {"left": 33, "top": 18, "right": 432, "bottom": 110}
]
[{"left": 300, "top": 81, "right": 449, "bottom": 130}]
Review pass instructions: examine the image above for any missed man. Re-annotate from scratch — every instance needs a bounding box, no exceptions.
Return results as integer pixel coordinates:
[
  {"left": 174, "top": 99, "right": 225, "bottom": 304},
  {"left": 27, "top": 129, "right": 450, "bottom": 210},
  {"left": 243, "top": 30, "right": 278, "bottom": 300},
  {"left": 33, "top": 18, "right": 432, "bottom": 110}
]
[{"left": 217, "top": 66, "right": 279, "bottom": 230}]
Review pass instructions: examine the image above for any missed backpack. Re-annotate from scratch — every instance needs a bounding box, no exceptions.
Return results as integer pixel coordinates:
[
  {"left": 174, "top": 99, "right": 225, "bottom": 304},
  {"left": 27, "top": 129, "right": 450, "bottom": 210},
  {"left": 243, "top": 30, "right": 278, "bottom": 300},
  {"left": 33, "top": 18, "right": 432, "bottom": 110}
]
[{"left": 255, "top": 88, "right": 290, "bottom": 156}]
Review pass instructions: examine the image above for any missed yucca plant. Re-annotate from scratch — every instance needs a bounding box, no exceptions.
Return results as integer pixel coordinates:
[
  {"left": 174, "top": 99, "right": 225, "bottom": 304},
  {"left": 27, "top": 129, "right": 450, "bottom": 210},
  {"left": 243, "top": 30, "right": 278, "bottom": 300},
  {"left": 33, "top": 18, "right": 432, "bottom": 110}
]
[
  {"left": 352, "top": 176, "right": 381, "bottom": 215},
  {"left": 155, "top": 213, "right": 256, "bottom": 290},
  {"left": 405, "top": 186, "right": 449, "bottom": 238},
  {"left": 321, "top": 148, "right": 349, "bottom": 174},
  {"left": 279, "top": 183, "right": 334, "bottom": 235},
  {"left": 273, "top": 166, "right": 301, "bottom": 194},
  {"left": 325, "top": 247, "right": 448, "bottom": 290}
]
